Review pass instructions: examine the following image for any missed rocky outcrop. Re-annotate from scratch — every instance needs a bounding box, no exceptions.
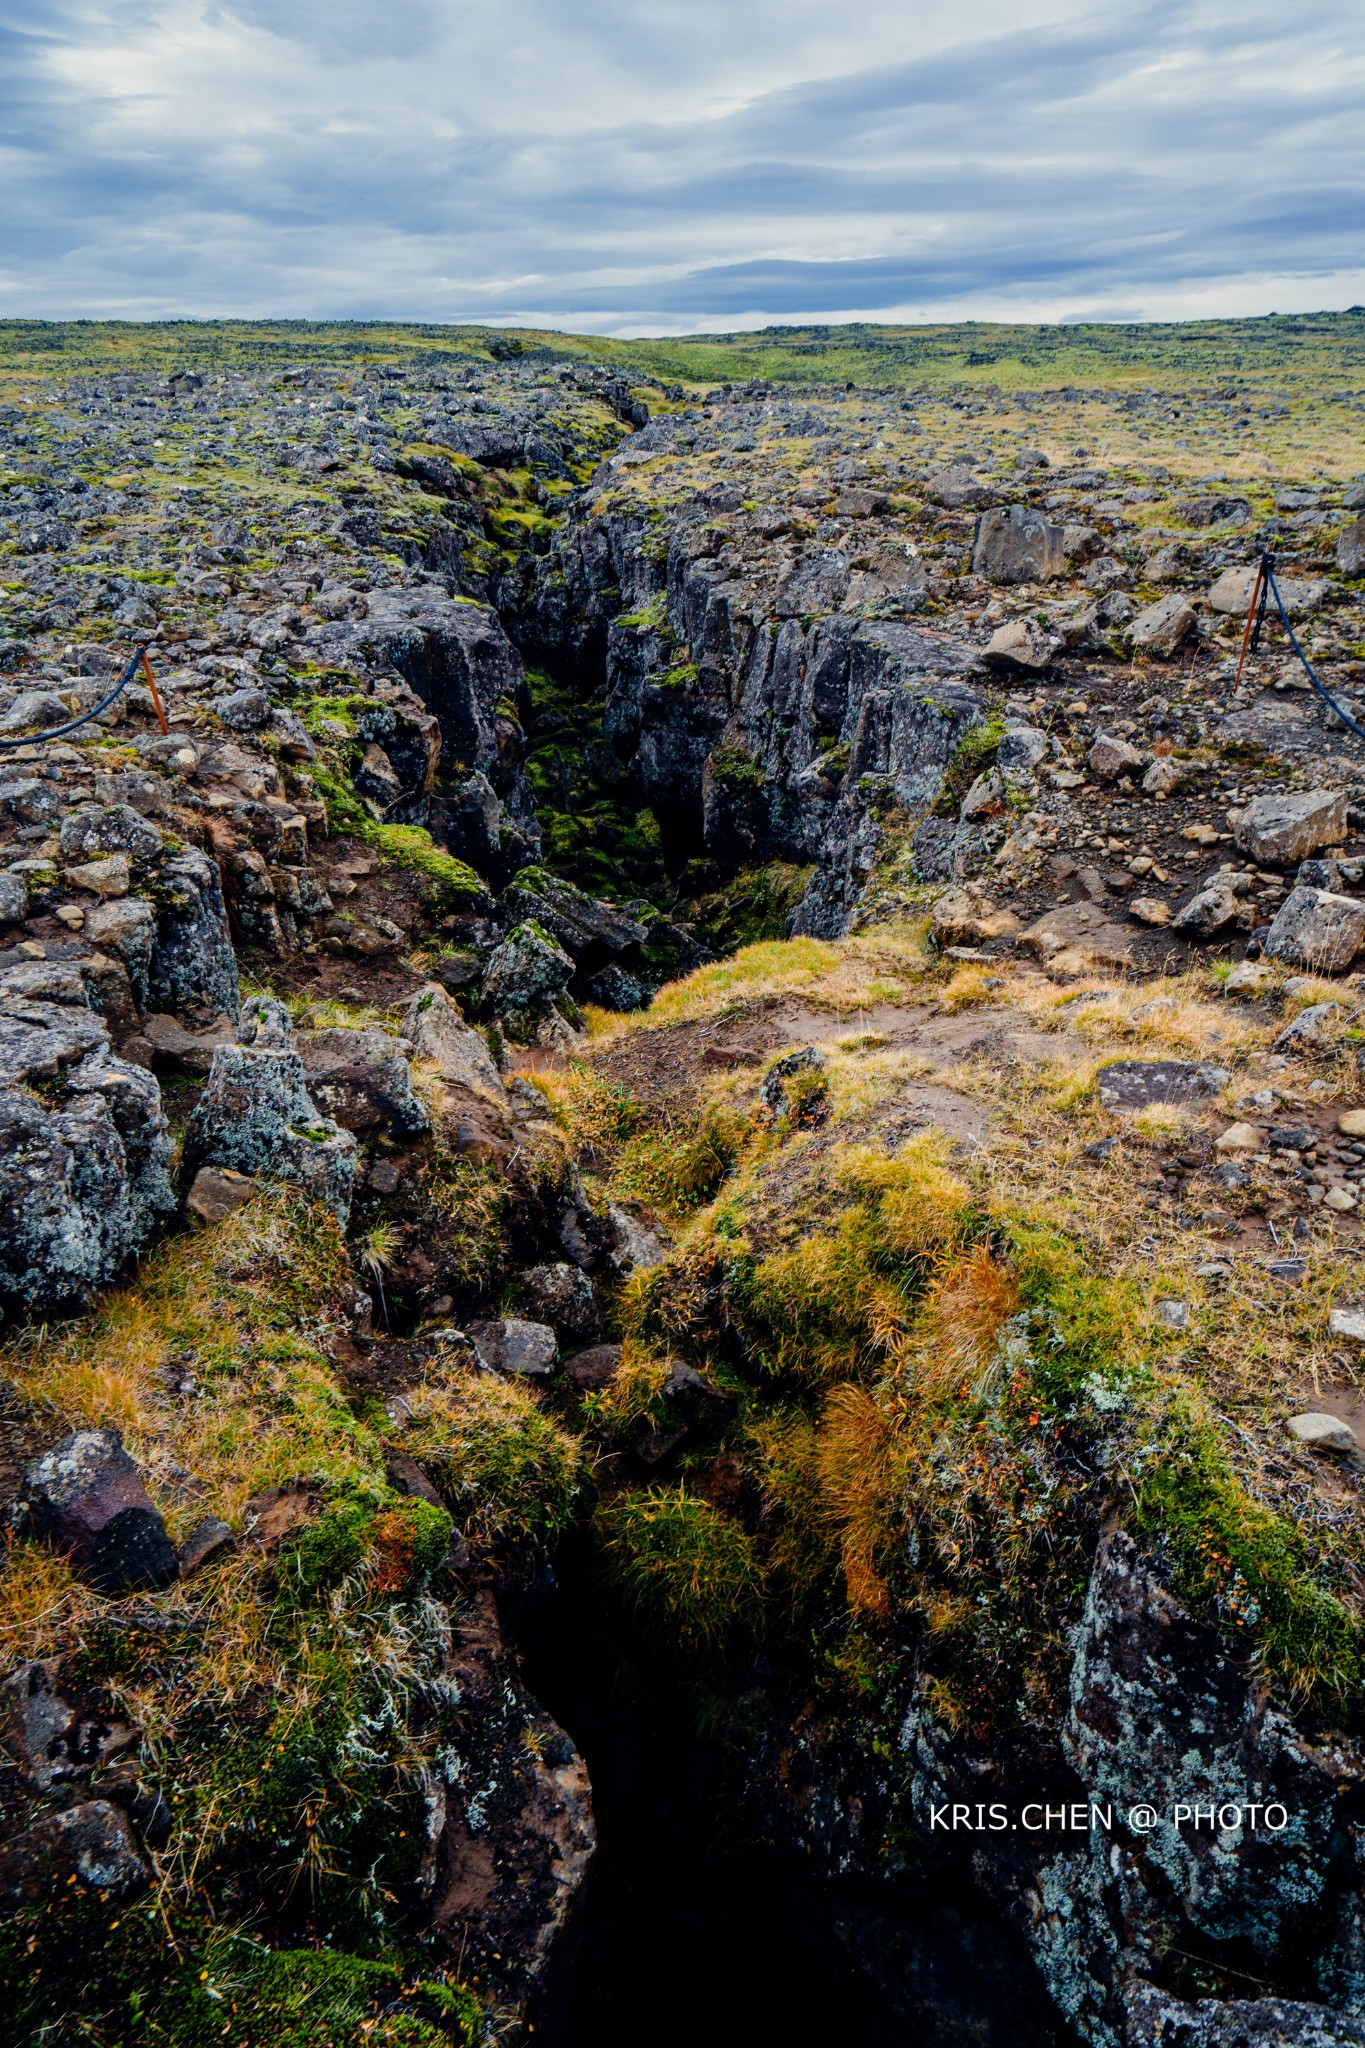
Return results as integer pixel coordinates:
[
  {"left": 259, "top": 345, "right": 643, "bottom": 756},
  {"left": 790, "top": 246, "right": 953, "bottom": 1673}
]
[
  {"left": 758, "top": 1526, "right": 1364, "bottom": 2048},
  {"left": 297, "top": 1022, "right": 431, "bottom": 1138},
  {"left": 0, "top": 955, "right": 174, "bottom": 1311},
  {"left": 429, "top": 1587, "right": 595, "bottom": 2014},
  {"left": 307, "top": 583, "right": 541, "bottom": 879},
  {"left": 182, "top": 995, "right": 357, "bottom": 1222}
]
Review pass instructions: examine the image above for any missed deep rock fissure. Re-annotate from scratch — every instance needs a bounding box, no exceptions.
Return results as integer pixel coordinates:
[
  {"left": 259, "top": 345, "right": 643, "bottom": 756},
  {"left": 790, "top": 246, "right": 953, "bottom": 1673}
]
[{"left": 505, "top": 1550, "right": 1064, "bottom": 2048}]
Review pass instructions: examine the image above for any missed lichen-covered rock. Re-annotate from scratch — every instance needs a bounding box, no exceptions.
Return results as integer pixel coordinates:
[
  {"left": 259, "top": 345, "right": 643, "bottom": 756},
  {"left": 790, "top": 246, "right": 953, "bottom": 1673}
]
[
  {"left": 0, "top": 1800, "right": 150, "bottom": 1906},
  {"left": 182, "top": 996, "right": 357, "bottom": 1223},
  {"left": 1, "top": 1659, "right": 141, "bottom": 1794},
  {"left": 1172, "top": 883, "right": 1241, "bottom": 935},
  {"left": 14, "top": 1428, "right": 178, "bottom": 1593},
  {"left": 429, "top": 1588, "right": 594, "bottom": 2017},
  {"left": 297, "top": 1024, "right": 431, "bottom": 1138},
  {"left": 1066, "top": 1530, "right": 1363, "bottom": 1968},
  {"left": 972, "top": 505, "right": 1065, "bottom": 583},
  {"left": 0, "top": 960, "right": 174, "bottom": 1310},
  {"left": 146, "top": 848, "right": 240, "bottom": 1021},
  {"left": 516, "top": 1262, "right": 600, "bottom": 1344},
  {"left": 1262, "top": 887, "right": 1365, "bottom": 972},
  {"left": 1096, "top": 1060, "right": 1229, "bottom": 1108},
  {"left": 481, "top": 921, "right": 574, "bottom": 1014},
  {"left": 58, "top": 802, "right": 162, "bottom": 866},
  {"left": 1126, "top": 1982, "right": 1365, "bottom": 2048},
  {"left": 466, "top": 1317, "right": 559, "bottom": 1378},
  {"left": 84, "top": 897, "right": 156, "bottom": 1009},
  {"left": 504, "top": 866, "right": 648, "bottom": 969}
]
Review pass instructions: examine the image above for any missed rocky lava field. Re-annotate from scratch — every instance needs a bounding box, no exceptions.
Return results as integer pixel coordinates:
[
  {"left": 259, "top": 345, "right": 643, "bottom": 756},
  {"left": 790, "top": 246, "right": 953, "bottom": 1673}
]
[{"left": 2, "top": 316, "right": 1365, "bottom": 2047}]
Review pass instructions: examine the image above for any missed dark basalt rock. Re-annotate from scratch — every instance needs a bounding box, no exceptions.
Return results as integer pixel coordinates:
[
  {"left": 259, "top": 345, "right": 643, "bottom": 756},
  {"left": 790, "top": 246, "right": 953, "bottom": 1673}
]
[
  {"left": 516, "top": 1262, "right": 601, "bottom": 1345},
  {"left": 307, "top": 583, "right": 541, "bottom": 879},
  {"left": 0, "top": 1800, "right": 150, "bottom": 1906},
  {"left": 504, "top": 866, "right": 648, "bottom": 970},
  {"left": 14, "top": 1429, "right": 178, "bottom": 1594}
]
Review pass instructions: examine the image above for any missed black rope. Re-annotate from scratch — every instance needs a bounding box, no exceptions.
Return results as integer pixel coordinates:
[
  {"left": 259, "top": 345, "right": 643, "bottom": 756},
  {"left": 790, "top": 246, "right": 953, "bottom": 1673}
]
[
  {"left": 0, "top": 642, "right": 147, "bottom": 750},
  {"left": 1261, "top": 553, "right": 1365, "bottom": 743}
]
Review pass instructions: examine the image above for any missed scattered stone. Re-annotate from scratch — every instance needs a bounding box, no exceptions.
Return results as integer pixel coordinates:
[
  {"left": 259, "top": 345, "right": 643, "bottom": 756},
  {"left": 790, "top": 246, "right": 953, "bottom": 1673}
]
[
  {"left": 996, "top": 722, "right": 1050, "bottom": 769},
  {"left": 931, "top": 884, "right": 1022, "bottom": 946},
  {"left": 402, "top": 984, "right": 505, "bottom": 1101},
  {"left": 0, "top": 1800, "right": 149, "bottom": 1906},
  {"left": 1172, "top": 884, "right": 1241, "bottom": 936},
  {"left": 1130, "top": 594, "right": 1197, "bottom": 656},
  {"left": 1224, "top": 960, "right": 1272, "bottom": 995},
  {"left": 971, "top": 505, "right": 1064, "bottom": 583},
  {"left": 1286, "top": 1411, "right": 1357, "bottom": 1451},
  {"left": 1129, "top": 896, "right": 1173, "bottom": 927},
  {"left": 177, "top": 1515, "right": 235, "bottom": 1576},
  {"left": 1337, "top": 1109, "right": 1365, "bottom": 1135},
  {"left": 1328, "top": 1306, "right": 1365, "bottom": 1340},
  {"left": 1272, "top": 1001, "right": 1347, "bottom": 1050},
  {"left": 1156, "top": 1299, "right": 1189, "bottom": 1328},
  {"left": 1324, "top": 1186, "right": 1357, "bottom": 1212},
  {"left": 65, "top": 853, "right": 131, "bottom": 898},
  {"left": 467, "top": 1317, "right": 559, "bottom": 1378},
  {"left": 1088, "top": 734, "right": 1149, "bottom": 781},
  {"left": 1214, "top": 1123, "right": 1261, "bottom": 1154},
  {"left": 608, "top": 1207, "right": 668, "bottom": 1275},
  {"left": 1141, "top": 755, "right": 1193, "bottom": 798},
  {"left": 1208, "top": 567, "right": 1332, "bottom": 615},
  {"left": 15, "top": 1428, "right": 179, "bottom": 1594},
  {"left": 980, "top": 619, "right": 1060, "bottom": 675},
  {"left": 1336, "top": 515, "right": 1365, "bottom": 578},
  {"left": 1018, "top": 900, "right": 1135, "bottom": 969},
  {"left": 1262, "top": 888, "right": 1365, "bottom": 973},
  {"left": 238, "top": 1484, "right": 318, "bottom": 1551},
  {"left": 563, "top": 1344, "right": 623, "bottom": 1392},
  {"left": 1233, "top": 790, "right": 1348, "bottom": 868},
  {"left": 185, "top": 1164, "right": 257, "bottom": 1224}
]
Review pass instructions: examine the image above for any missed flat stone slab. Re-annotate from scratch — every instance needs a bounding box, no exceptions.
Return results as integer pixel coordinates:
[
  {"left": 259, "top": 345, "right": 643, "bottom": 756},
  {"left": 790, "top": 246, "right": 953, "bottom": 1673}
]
[
  {"left": 1096, "top": 1060, "right": 1230, "bottom": 1109},
  {"left": 1327, "top": 1308, "right": 1365, "bottom": 1342},
  {"left": 1018, "top": 901, "right": 1136, "bottom": 969}
]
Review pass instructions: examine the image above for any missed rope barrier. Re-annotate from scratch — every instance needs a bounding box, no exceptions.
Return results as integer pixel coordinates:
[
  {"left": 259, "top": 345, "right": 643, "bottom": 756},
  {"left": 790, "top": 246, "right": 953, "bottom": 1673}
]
[
  {"left": 1236, "top": 550, "right": 1365, "bottom": 743},
  {"left": 0, "top": 641, "right": 169, "bottom": 750}
]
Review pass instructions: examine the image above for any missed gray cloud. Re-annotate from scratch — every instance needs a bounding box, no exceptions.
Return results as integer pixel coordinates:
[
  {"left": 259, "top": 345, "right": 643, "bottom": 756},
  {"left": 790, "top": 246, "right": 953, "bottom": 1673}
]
[{"left": 0, "top": 0, "right": 1362, "bottom": 326}]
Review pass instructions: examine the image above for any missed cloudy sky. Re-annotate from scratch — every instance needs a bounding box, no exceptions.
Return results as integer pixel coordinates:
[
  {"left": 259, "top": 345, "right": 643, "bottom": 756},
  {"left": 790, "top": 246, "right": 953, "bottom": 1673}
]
[{"left": 2, "top": 0, "right": 1363, "bottom": 331}]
